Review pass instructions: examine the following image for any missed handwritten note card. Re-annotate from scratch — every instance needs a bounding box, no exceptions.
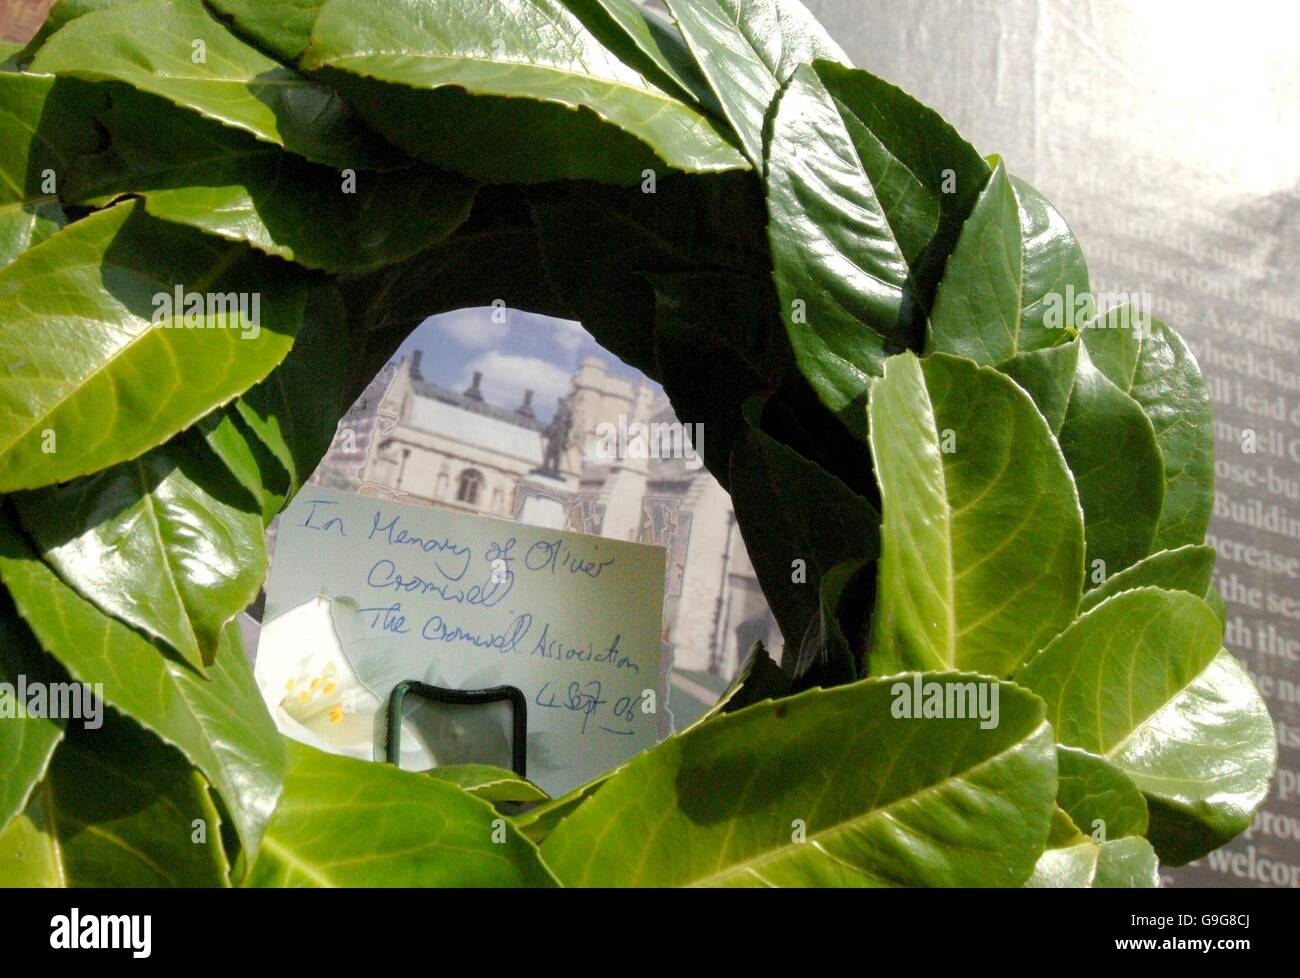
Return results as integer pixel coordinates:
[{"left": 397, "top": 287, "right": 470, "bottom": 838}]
[{"left": 257, "top": 486, "right": 668, "bottom": 797}]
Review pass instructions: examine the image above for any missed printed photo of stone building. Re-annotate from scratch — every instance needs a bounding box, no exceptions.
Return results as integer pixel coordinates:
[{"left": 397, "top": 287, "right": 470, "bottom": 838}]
[{"left": 304, "top": 310, "right": 779, "bottom": 718}]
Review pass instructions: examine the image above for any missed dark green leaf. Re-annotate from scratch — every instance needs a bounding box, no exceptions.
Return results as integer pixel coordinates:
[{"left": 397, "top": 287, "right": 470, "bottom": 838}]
[
  {"left": 1057, "top": 341, "right": 1164, "bottom": 575},
  {"left": 728, "top": 396, "right": 878, "bottom": 652},
  {"left": 663, "top": 0, "right": 846, "bottom": 168},
  {"left": 31, "top": 0, "right": 387, "bottom": 169},
  {"left": 66, "top": 86, "right": 474, "bottom": 274},
  {"left": 868, "top": 353, "right": 1084, "bottom": 677},
  {"left": 301, "top": 0, "right": 746, "bottom": 183},
  {"left": 0, "top": 200, "right": 307, "bottom": 492},
  {"left": 1012, "top": 175, "right": 1091, "bottom": 340},
  {"left": 541, "top": 673, "right": 1056, "bottom": 886},
  {"left": 996, "top": 340, "right": 1079, "bottom": 435},
  {"left": 1083, "top": 308, "right": 1215, "bottom": 550},
  {"left": 1015, "top": 587, "right": 1275, "bottom": 865}
]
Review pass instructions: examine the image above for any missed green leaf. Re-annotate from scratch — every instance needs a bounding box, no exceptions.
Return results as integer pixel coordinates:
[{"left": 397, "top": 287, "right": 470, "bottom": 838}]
[
  {"left": 764, "top": 65, "right": 914, "bottom": 432},
  {"left": 928, "top": 159, "right": 1025, "bottom": 362},
  {"left": 0, "top": 605, "right": 65, "bottom": 833},
  {"left": 1082, "top": 308, "right": 1215, "bottom": 550},
  {"left": 541, "top": 673, "right": 1057, "bottom": 886},
  {"left": 0, "top": 709, "right": 229, "bottom": 886},
  {"left": 928, "top": 166, "right": 1088, "bottom": 365},
  {"left": 13, "top": 426, "right": 267, "bottom": 673},
  {"left": 510, "top": 776, "right": 607, "bottom": 845},
  {"left": 1026, "top": 835, "right": 1159, "bottom": 888},
  {"left": 728, "top": 396, "right": 878, "bottom": 651},
  {"left": 198, "top": 407, "right": 289, "bottom": 525},
  {"left": 765, "top": 62, "right": 991, "bottom": 434},
  {"left": 1078, "top": 544, "right": 1217, "bottom": 616},
  {"left": 787, "top": 557, "right": 872, "bottom": 689},
  {"left": 233, "top": 285, "right": 348, "bottom": 496},
  {"left": 301, "top": 0, "right": 746, "bottom": 184},
  {"left": 566, "top": 0, "right": 722, "bottom": 115},
  {"left": 663, "top": 0, "right": 847, "bottom": 168},
  {"left": 1015, "top": 588, "right": 1275, "bottom": 864},
  {"left": 246, "top": 741, "right": 558, "bottom": 887},
  {"left": 530, "top": 172, "right": 769, "bottom": 378},
  {"left": 0, "top": 200, "right": 307, "bottom": 492},
  {"left": 1056, "top": 746, "right": 1148, "bottom": 840},
  {"left": 1011, "top": 175, "right": 1091, "bottom": 340},
  {"left": 996, "top": 340, "right": 1079, "bottom": 435},
  {"left": 711, "top": 641, "right": 791, "bottom": 716},
  {"left": 1057, "top": 341, "right": 1164, "bottom": 575},
  {"left": 867, "top": 353, "right": 1084, "bottom": 678},
  {"left": 0, "top": 72, "right": 106, "bottom": 271},
  {"left": 424, "top": 764, "right": 549, "bottom": 804},
  {"left": 0, "top": 519, "right": 285, "bottom": 865},
  {"left": 66, "top": 86, "right": 475, "bottom": 274},
  {"left": 207, "top": 0, "right": 324, "bottom": 62},
  {"left": 31, "top": 0, "right": 387, "bottom": 169}
]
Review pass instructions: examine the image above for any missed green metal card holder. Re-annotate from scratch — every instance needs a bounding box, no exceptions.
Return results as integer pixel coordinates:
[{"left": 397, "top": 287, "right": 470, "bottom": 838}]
[{"left": 385, "top": 680, "right": 528, "bottom": 777}]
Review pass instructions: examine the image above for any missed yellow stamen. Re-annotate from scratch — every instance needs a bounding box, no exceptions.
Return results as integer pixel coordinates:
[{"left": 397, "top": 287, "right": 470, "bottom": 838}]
[
  {"left": 329, "top": 706, "right": 343, "bottom": 724},
  {"left": 298, "top": 691, "right": 309, "bottom": 704},
  {"left": 324, "top": 682, "right": 337, "bottom": 695}
]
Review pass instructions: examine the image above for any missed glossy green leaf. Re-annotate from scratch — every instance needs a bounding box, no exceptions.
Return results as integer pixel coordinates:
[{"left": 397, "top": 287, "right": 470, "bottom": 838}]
[
  {"left": 66, "top": 87, "right": 475, "bottom": 274},
  {"left": 13, "top": 427, "right": 266, "bottom": 673},
  {"left": 208, "top": 0, "right": 324, "bottom": 63},
  {"left": 928, "top": 159, "right": 1025, "bottom": 361},
  {"left": 0, "top": 200, "right": 306, "bottom": 492},
  {"left": 233, "top": 285, "right": 349, "bottom": 496},
  {"left": 1056, "top": 746, "right": 1148, "bottom": 840},
  {"left": 0, "top": 72, "right": 106, "bottom": 271},
  {"left": 0, "top": 519, "right": 285, "bottom": 864},
  {"left": 766, "top": 62, "right": 991, "bottom": 434},
  {"left": 663, "top": 0, "right": 847, "bottom": 168},
  {"left": 0, "top": 709, "right": 229, "bottom": 886},
  {"left": 246, "top": 741, "right": 558, "bottom": 887},
  {"left": 1083, "top": 307, "right": 1215, "bottom": 550},
  {"left": 198, "top": 407, "right": 290, "bottom": 525},
  {"left": 31, "top": 0, "right": 386, "bottom": 169},
  {"left": 1026, "top": 834, "right": 1158, "bottom": 888},
  {"left": 867, "top": 353, "right": 1084, "bottom": 678},
  {"left": 729, "top": 396, "right": 878, "bottom": 652},
  {"left": 510, "top": 776, "right": 608, "bottom": 846},
  {"left": 541, "top": 673, "right": 1056, "bottom": 886},
  {"left": 1057, "top": 341, "right": 1164, "bottom": 575},
  {"left": 301, "top": 0, "right": 746, "bottom": 184},
  {"left": 567, "top": 0, "right": 722, "bottom": 115},
  {"left": 0, "top": 605, "right": 65, "bottom": 833},
  {"left": 928, "top": 164, "right": 1088, "bottom": 364},
  {"left": 1079, "top": 544, "right": 1217, "bottom": 616},
  {"left": 1012, "top": 175, "right": 1091, "bottom": 340},
  {"left": 424, "top": 764, "right": 549, "bottom": 804},
  {"left": 997, "top": 340, "right": 1079, "bottom": 435},
  {"left": 786, "top": 557, "right": 872, "bottom": 689},
  {"left": 1015, "top": 587, "right": 1275, "bottom": 864}
]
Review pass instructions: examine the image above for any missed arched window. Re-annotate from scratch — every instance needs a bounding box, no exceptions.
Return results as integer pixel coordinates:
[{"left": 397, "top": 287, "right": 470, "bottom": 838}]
[{"left": 456, "top": 468, "right": 484, "bottom": 506}]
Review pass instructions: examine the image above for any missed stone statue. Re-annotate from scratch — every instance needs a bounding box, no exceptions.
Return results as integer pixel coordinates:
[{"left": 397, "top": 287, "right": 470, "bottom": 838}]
[{"left": 540, "top": 393, "right": 574, "bottom": 475}]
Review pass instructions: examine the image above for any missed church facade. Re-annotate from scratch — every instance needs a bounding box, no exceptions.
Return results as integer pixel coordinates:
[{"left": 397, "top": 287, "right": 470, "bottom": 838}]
[{"left": 309, "top": 352, "right": 778, "bottom": 677}]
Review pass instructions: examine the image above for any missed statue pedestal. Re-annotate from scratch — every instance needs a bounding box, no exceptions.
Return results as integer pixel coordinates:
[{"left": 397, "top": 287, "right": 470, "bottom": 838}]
[{"left": 515, "top": 469, "right": 574, "bottom": 530}]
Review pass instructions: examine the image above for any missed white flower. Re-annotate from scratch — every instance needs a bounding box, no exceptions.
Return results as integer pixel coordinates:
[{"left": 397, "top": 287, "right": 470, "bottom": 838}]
[
  {"left": 255, "top": 595, "right": 380, "bottom": 759},
  {"left": 254, "top": 594, "right": 440, "bottom": 770}
]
